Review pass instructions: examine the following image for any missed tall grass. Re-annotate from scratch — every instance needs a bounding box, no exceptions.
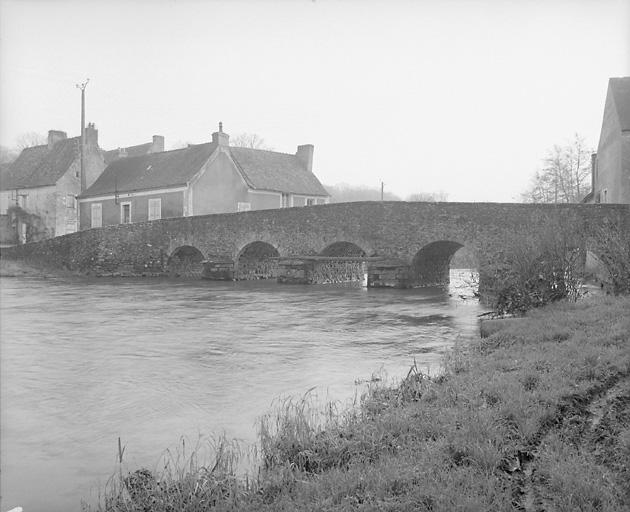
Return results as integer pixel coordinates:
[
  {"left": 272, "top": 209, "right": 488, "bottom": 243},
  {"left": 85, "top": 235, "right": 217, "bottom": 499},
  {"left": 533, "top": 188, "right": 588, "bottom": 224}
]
[
  {"left": 86, "top": 296, "right": 630, "bottom": 511},
  {"left": 86, "top": 434, "right": 253, "bottom": 511}
]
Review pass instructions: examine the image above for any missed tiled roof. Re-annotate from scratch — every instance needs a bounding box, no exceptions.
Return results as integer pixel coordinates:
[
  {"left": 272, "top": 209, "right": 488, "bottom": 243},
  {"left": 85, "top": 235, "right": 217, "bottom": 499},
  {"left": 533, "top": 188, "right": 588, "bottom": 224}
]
[
  {"left": 609, "top": 77, "right": 630, "bottom": 132},
  {"left": 0, "top": 162, "right": 13, "bottom": 187},
  {"left": 80, "top": 142, "right": 218, "bottom": 198},
  {"left": 0, "top": 138, "right": 79, "bottom": 190},
  {"left": 230, "top": 147, "right": 329, "bottom": 196},
  {"left": 103, "top": 142, "right": 153, "bottom": 165},
  {"left": 81, "top": 142, "right": 330, "bottom": 200}
]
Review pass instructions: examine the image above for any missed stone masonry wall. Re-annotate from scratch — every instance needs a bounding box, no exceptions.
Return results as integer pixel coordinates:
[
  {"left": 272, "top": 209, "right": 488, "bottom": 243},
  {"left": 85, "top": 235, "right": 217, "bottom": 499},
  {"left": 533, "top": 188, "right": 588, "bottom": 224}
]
[
  {"left": 2, "top": 202, "right": 629, "bottom": 279},
  {"left": 0, "top": 214, "right": 13, "bottom": 245}
]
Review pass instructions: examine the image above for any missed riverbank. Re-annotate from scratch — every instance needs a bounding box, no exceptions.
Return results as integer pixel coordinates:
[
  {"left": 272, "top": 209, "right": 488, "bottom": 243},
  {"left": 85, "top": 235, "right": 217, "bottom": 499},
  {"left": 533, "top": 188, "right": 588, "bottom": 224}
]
[{"left": 88, "top": 294, "right": 630, "bottom": 511}]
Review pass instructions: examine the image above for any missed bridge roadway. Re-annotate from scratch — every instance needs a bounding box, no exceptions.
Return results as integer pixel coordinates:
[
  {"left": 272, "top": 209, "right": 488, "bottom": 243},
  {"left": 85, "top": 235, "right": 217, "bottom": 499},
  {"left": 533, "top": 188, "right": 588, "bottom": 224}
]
[{"left": 3, "top": 201, "right": 629, "bottom": 287}]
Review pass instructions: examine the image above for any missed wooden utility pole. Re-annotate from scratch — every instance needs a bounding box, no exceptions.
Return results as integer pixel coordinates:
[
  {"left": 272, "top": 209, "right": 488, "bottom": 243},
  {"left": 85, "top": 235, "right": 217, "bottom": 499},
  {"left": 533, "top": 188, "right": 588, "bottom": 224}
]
[{"left": 76, "top": 79, "right": 89, "bottom": 192}]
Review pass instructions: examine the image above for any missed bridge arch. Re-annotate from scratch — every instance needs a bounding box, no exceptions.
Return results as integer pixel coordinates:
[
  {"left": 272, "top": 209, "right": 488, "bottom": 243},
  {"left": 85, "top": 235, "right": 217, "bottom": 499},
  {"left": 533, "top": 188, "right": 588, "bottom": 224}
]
[
  {"left": 314, "top": 241, "right": 369, "bottom": 284},
  {"left": 449, "top": 245, "right": 480, "bottom": 270},
  {"left": 167, "top": 245, "right": 205, "bottom": 277},
  {"left": 235, "top": 241, "right": 280, "bottom": 280},
  {"left": 411, "top": 240, "right": 465, "bottom": 287}
]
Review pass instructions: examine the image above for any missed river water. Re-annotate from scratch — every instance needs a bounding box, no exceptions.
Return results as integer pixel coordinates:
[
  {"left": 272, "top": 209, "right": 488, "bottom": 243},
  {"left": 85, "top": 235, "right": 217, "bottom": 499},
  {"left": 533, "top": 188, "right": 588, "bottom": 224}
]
[{"left": 0, "top": 272, "right": 482, "bottom": 512}]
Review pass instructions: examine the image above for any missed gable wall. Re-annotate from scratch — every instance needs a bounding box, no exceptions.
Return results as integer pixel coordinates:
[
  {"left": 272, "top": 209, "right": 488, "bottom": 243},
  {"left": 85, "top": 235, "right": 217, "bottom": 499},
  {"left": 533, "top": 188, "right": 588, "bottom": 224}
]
[
  {"left": 596, "top": 87, "right": 626, "bottom": 203},
  {"left": 55, "top": 165, "right": 82, "bottom": 236},
  {"left": 192, "top": 151, "right": 249, "bottom": 214},
  {"left": 85, "top": 142, "right": 106, "bottom": 190},
  {"left": 622, "top": 133, "right": 630, "bottom": 203}
]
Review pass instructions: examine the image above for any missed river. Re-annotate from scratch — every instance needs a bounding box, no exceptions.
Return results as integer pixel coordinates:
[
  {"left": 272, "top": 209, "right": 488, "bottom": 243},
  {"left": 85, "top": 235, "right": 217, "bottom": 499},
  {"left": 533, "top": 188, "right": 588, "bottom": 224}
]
[{"left": 0, "top": 271, "right": 482, "bottom": 512}]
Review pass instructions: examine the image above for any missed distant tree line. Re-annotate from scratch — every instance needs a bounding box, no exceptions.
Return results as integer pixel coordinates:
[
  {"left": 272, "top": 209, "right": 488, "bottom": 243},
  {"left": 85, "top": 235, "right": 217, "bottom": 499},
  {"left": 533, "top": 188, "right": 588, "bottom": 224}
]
[{"left": 324, "top": 183, "right": 448, "bottom": 203}]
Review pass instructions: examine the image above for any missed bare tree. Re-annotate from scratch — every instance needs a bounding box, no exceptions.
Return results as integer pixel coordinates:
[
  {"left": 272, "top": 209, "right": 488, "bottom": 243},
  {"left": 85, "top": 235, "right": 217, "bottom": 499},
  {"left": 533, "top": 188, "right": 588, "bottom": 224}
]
[
  {"left": 15, "top": 132, "right": 46, "bottom": 152},
  {"left": 522, "top": 134, "right": 592, "bottom": 203},
  {"left": 565, "top": 134, "right": 592, "bottom": 200},
  {"left": 230, "top": 133, "right": 274, "bottom": 150},
  {"left": 0, "top": 145, "right": 18, "bottom": 165},
  {"left": 170, "top": 140, "right": 195, "bottom": 150}
]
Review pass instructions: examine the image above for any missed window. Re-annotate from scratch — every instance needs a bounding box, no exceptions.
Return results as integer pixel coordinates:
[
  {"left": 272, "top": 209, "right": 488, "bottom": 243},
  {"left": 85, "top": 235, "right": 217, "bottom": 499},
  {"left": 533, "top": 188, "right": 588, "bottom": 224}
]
[
  {"left": 237, "top": 202, "right": 251, "bottom": 212},
  {"left": 66, "top": 222, "right": 77, "bottom": 234},
  {"left": 91, "top": 203, "right": 102, "bottom": 228},
  {"left": 66, "top": 195, "right": 76, "bottom": 209},
  {"left": 148, "top": 198, "right": 162, "bottom": 221},
  {"left": 19, "top": 194, "right": 27, "bottom": 209},
  {"left": 281, "top": 193, "right": 290, "bottom": 208},
  {"left": 121, "top": 202, "right": 131, "bottom": 224},
  {"left": 306, "top": 198, "right": 316, "bottom": 206}
]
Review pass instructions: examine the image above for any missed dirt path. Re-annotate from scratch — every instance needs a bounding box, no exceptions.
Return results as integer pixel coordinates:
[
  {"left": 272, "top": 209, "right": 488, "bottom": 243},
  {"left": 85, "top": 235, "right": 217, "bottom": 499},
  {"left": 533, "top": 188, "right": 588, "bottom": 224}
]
[{"left": 508, "top": 374, "right": 630, "bottom": 511}]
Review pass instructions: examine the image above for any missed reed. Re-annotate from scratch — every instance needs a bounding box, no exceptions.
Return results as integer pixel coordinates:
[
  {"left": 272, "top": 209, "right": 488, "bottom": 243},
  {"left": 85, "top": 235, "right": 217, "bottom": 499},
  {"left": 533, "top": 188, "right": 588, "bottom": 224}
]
[{"left": 86, "top": 434, "right": 254, "bottom": 511}]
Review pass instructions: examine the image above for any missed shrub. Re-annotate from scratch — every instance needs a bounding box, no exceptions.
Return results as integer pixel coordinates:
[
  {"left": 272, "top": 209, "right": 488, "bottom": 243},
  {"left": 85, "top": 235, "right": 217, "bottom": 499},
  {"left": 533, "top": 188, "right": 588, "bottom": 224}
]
[
  {"left": 593, "top": 215, "right": 630, "bottom": 295},
  {"left": 481, "top": 212, "right": 586, "bottom": 316}
]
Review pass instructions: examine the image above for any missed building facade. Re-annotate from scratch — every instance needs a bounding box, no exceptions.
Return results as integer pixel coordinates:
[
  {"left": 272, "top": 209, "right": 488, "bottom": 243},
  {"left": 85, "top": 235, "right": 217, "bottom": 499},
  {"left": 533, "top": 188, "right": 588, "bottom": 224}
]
[
  {"left": 0, "top": 125, "right": 105, "bottom": 242},
  {"left": 77, "top": 124, "right": 329, "bottom": 230},
  {"left": 584, "top": 77, "right": 630, "bottom": 204}
]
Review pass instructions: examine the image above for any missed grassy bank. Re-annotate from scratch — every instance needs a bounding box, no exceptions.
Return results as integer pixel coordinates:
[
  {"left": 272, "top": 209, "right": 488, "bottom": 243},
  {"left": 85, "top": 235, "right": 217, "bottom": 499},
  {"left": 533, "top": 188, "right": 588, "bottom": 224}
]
[{"left": 87, "top": 295, "right": 629, "bottom": 511}]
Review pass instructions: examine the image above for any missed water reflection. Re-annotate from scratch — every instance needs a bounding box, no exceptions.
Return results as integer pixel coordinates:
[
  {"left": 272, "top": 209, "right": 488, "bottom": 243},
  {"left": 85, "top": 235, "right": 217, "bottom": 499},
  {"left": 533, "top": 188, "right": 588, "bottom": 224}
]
[{"left": 0, "top": 272, "right": 481, "bottom": 511}]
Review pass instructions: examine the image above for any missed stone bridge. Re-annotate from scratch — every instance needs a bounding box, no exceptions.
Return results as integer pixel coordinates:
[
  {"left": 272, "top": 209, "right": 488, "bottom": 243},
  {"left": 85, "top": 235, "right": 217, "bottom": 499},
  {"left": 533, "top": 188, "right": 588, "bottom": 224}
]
[{"left": 2, "top": 201, "right": 629, "bottom": 288}]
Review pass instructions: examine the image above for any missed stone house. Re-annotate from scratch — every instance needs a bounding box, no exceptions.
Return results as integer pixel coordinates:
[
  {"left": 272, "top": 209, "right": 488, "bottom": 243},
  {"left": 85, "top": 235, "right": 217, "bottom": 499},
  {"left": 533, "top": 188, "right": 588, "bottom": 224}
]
[
  {"left": 77, "top": 123, "right": 330, "bottom": 230},
  {"left": 0, "top": 125, "right": 105, "bottom": 242},
  {"left": 583, "top": 76, "right": 630, "bottom": 204}
]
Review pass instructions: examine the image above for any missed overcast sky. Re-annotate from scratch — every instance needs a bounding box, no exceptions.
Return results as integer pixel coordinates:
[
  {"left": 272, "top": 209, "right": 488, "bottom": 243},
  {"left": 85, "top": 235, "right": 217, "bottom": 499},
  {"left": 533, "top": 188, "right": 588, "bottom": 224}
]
[{"left": 1, "top": 0, "right": 628, "bottom": 202}]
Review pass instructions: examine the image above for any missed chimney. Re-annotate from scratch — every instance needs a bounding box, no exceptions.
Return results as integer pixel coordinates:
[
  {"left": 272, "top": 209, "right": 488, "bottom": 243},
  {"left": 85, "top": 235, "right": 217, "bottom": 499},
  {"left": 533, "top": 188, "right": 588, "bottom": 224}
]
[
  {"left": 296, "top": 144, "right": 314, "bottom": 172},
  {"left": 117, "top": 148, "right": 128, "bottom": 158},
  {"left": 151, "top": 135, "right": 165, "bottom": 153},
  {"left": 48, "top": 130, "right": 67, "bottom": 149},
  {"left": 85, "top": 122, "right": 98, "bottom": 146},
  {"left": 212, "top": 121, "right": 230, "bottom": 146}
]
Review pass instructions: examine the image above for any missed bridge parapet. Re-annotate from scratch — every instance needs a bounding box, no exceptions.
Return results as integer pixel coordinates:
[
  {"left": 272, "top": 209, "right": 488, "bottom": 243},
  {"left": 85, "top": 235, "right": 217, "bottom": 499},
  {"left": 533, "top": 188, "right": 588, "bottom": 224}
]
[{"left": 1, "top": 202, "right": 628, "bottom": 289}]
